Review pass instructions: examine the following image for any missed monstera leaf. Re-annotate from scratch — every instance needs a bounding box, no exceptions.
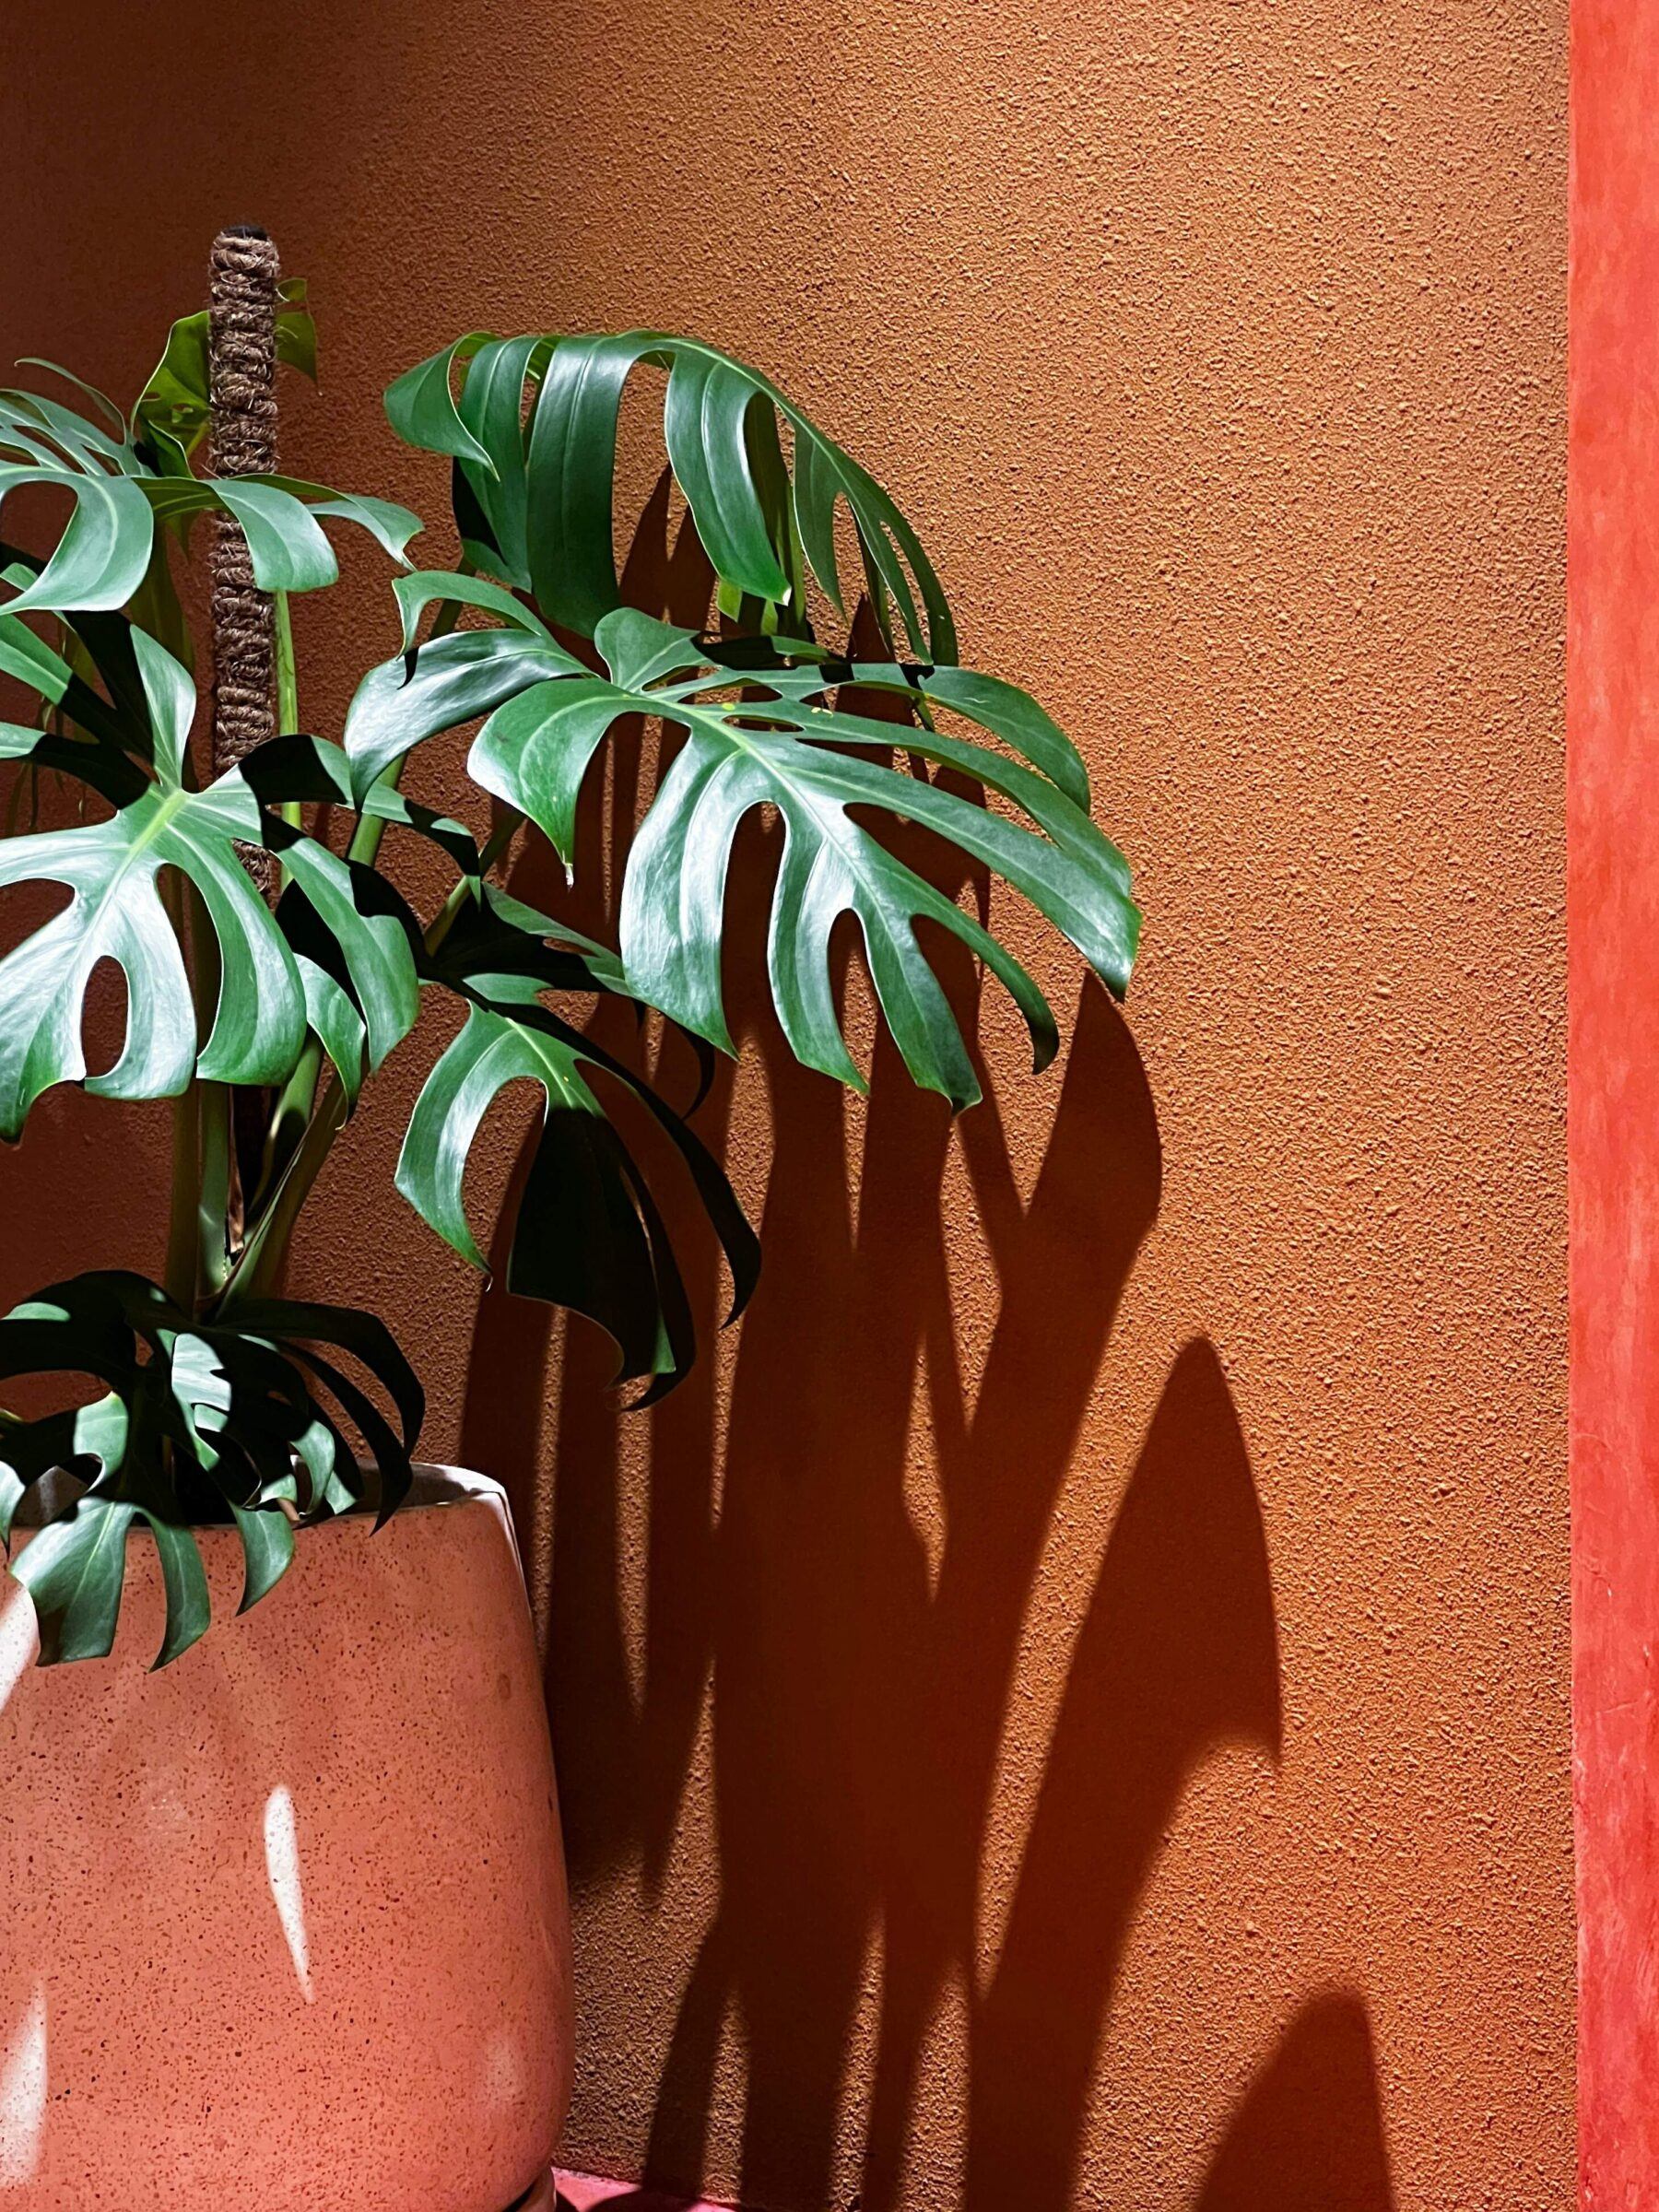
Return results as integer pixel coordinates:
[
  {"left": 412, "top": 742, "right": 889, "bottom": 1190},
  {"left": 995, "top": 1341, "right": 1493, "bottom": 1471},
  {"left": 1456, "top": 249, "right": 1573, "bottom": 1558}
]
[
  {"left": 0, "top": 629, "right": 418, "bottom": 1137},
  {"left": 342, "top": 575, "right": 586, "bottom": 795},
  {"left": 400, "top": 885, "right": 759, "bottom": 1394},
  {"left": 346, "top": 605, "right": 1139, "bottom": 1110},
  {"left": 0, "top": 559, "right": 148, "bottom": 756},
  {"left": 0, "top": 1269, "right": 422, "bottom": 1665},
  {"left": 218, "top": 720, "right": 757, "bottom": 1394},
  {"left": 0, "top": 361, "right": 419, "bottom": 618},
  {"left": 386, "top": 331, "right": 953, "bottom": 656}
]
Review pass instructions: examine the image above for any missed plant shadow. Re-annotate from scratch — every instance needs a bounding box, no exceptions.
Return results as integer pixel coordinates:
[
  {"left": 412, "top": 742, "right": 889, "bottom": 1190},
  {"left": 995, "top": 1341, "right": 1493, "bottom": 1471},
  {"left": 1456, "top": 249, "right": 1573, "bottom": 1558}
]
[{"left": 459, "top": 485, "right": 1398, "bottom": 2212}]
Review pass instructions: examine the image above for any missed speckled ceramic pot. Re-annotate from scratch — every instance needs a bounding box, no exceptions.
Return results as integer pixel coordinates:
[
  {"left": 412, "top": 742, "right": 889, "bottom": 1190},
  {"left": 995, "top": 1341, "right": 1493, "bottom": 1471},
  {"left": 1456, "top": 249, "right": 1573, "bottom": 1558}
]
[{"left": 0, "top": 1466, "right": 572, "bottom": 2212}]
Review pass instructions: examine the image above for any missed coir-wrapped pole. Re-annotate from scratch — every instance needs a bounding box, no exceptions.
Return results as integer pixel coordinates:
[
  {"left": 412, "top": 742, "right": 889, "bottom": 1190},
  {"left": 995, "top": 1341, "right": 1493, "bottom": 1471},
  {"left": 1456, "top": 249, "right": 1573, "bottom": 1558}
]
[{"left": 207, "top": 224, "right": 279, "bottom": 895}]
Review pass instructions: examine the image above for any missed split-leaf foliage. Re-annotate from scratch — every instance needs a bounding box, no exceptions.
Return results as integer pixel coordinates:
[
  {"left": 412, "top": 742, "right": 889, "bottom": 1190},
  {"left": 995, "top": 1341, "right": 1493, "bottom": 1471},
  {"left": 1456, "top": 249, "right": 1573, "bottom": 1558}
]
[{"left": 0, "top": 293, "right": 1139, "bottom": 1665}]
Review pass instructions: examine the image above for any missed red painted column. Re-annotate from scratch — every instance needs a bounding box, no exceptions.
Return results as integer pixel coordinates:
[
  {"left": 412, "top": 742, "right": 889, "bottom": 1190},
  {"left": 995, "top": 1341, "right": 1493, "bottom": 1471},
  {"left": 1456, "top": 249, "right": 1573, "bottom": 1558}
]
[{"left": 1571, "top": 6, "right": 1659, "bottom": 2203}]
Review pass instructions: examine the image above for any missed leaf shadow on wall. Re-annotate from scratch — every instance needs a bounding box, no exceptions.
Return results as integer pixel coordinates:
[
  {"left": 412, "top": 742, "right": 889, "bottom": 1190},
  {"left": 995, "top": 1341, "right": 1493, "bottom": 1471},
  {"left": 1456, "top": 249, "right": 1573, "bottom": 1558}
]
[{"left": 458, "top": 479, "right": 1397, "bottom": 2212}]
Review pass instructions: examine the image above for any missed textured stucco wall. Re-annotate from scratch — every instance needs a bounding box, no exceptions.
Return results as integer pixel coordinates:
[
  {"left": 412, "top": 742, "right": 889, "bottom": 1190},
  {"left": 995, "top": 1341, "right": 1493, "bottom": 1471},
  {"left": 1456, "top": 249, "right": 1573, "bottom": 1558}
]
[{"left": 2, "top": 2, "right": 1570, "bottom": 2206}]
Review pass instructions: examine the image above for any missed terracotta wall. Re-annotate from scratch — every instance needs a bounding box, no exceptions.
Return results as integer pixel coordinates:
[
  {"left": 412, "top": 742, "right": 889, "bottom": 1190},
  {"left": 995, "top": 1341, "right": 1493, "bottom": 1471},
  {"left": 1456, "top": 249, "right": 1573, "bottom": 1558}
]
[{"left": 3, "top": 1, "right": 1570, "bottom": 2205}]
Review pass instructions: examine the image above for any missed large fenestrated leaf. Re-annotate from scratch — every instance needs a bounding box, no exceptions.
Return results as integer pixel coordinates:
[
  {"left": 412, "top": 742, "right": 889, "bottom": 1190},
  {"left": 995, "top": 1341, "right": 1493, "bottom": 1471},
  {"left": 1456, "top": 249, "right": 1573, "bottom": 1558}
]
[
  {"left": 385, "top": 332, "right": 954, "bottom": 658},
  {"left": 0, "top": 604, "right": 139, "bottom": 761},
  {"left": 0, "top": 1269, "right": 424, "bottom": 1665},
  {"left": 11, "top": 1500, "right": 144, "bottom": 1665},
  {"left": 0, "top": 388, "right": 139, "bottom": 478},
  {"left": 0, "top": 465, "right": 155, "bottom": 618},
  {"left": 0, "top": 359, "right": 420, "bottom": 618},
  {"left": 0, "top": 541, "right": 159, "bottom": 747},
  {"left": 0, "top": 632, "right": 418, "bottom": 1137},
  {"left": 341, "top": 581, "right": 583, "bottom": 797},
  {"left": 347, "top": 607, "right": 1139, "bottom": 1110},
  {"left": 135, "top": 474, "right": 420, "bottom": 592},
  {"left": 399, "top": 894, "right": 759, "bottom": 1394}
]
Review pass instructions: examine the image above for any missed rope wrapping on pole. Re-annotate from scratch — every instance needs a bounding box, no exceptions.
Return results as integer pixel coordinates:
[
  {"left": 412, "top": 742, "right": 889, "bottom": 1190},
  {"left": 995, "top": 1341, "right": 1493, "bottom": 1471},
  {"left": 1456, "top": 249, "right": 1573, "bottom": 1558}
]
[{"left": 208, "top": 224, "right": 279, "bottom": 896}]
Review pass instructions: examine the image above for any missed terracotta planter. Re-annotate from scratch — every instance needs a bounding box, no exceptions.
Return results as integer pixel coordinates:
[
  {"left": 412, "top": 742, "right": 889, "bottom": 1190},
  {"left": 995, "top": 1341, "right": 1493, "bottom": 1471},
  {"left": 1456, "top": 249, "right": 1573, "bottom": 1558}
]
[{"left": 0, "top": 1466, "right": 572, "bottom": 2212}]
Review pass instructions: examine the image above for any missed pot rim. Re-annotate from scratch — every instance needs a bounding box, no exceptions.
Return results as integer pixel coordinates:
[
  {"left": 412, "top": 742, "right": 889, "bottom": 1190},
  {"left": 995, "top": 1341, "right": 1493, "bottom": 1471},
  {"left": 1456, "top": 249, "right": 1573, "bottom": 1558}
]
[{"left": 14, "top": 1461, "right": 507, "bottom": 1534}]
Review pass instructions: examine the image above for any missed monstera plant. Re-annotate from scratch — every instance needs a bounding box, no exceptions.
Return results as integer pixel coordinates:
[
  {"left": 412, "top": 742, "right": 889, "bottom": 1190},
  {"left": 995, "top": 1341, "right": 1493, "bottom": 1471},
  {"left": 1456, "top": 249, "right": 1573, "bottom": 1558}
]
[{"left": 0, "top": 270, "right": 1139, "bottom": 1675}]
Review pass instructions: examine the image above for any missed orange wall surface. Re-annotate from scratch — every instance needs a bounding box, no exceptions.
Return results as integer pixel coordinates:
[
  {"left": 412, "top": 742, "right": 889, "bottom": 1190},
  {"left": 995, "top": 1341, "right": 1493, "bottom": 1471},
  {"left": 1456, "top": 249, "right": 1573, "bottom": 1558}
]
[{"left": 2, "top": 3, "right": 1570, "bottom": 2206}]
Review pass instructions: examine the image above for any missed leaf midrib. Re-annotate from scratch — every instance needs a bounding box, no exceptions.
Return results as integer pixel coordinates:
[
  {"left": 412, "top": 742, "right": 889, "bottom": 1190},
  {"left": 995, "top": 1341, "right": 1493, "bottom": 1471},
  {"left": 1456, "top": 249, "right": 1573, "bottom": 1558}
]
[
  {"left": 648, "top": 689, "right": 926, "bottom": 936},
  {"left": 74, "top": 782, "right": 188, "bottom": 959}
]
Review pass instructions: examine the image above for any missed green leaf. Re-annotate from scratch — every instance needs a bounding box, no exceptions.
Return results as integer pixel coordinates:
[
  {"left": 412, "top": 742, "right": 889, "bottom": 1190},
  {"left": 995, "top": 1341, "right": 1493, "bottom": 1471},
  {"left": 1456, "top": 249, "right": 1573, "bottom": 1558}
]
[
  {"left": 15, "top": 360, "right": 129, "bottom": 441},
  {"left": 132, "top": 310, "right": 214, "bottom": 464},
  {"left": 422, "top": 881, "right": 630, "bottom": 999},
  {"left": 660, "top": 347, "right": 790, "bottom": 606},
  {"left": 296, "top": 954, "right": 367, "bottom": 1100},
  {"left": 468, "top": 677, "right": 622, "bottom": 864},
  {"left": 229, "top": 1502, "right": 295, "bottom": 1613},
  {"left": 398, "top": 897, "right": 759, "bottom": 1390},
  {"left": 132, "top": 624, "right": 194, "bottom": 784},
  {"left": 138, "top": 475, "right": 420, "bottom": 594},
  {"left": 243, "top": 729, "right": 486, "bottom": 877},
  {"left": 451, "top": 336, "right": 549, "bottom": 585},
  {"left": 0, "top": 1455, "right": 23, "bottom": 1549},
  {"left": 12, "top": 1498, "right": 138, "bottom": 1663},
  {"left": 358, "top": 609, "right": 1138, "bottom": 1110},
  {"left": 396, "top": 991, "right": 758, "bottom": 1389},
  {"left": 0, "top": 777, "right": 299, "bottom": 1132},
  {"left": 397, "top": 999, "right": 590, "bottom": 1275},
  {"left": 268, "top": 830, "right": 420, "bottom": 1072},
  {"left": 389, "top": 330, "right": 955, "bottom": 656},
  {"left": 342, "top": 623, "right": 584, "bottom": 800},
  {"left": 267, "top": 480, "right": 421, "bottom": 569},
  {"left": 0, "top": 465, "right": 154, "bottom": 616},
  {"left": 393, "top": 567, "right": 554, "bottom": 655},
  {"left": 612, "top": 621, "right": 1137, "bottom": 1104},
  {"left": 141, "top": 1514, "right": 211, "bottom": 1668},
  {"left": 276, "top": 279, "right": 319, "bottom": 384},
  {"left": 223, "top": 1298, "right": 426, "bottom": 1457},
  {"left": 0, "top": 642, "right": 419, "bottom": 1137},
  {"left": 211, "top": 477, "right": 336, "bottom": 591},
  {"left": 0, "top": 594, "right": 146, "bottom": 769},
  {"left": 0, "top": 389, "right": 137, "bottom": 477},
  {"left": 383, "top": 334, "right": 497, "bottom": 472},
  {"left": 0, "top": 352, "right": 417, "bottom": 618},
  {"left": 0, "top": 605, "right": 72, "bottom": 706},
  {"left": 0, "top": 1272, "right": 423, "bottom": 1662}
]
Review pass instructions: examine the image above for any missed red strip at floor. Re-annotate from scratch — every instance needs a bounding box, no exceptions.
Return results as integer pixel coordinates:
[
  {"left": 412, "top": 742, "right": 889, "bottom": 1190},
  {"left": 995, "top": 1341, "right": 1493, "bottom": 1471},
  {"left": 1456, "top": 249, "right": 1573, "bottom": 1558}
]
[{"left": 549, "top": 2173, "right": 735, "bottom": 2212}]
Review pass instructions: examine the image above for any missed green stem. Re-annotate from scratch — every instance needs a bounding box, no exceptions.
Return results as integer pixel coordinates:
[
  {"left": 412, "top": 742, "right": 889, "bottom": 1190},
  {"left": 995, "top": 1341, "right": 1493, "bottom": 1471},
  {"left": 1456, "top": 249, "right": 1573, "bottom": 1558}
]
[
  {"left": 161, "top": 852, "right": 200, "bottom": 1305},
  {"left": 259, "top": 1038, "right": 322, "bottom": 1197},
  {"left": 220, "top": 1076, "right": 347, "bottom": 1312},
  {"left": 222, "top": 586, "right": 491, "bottom": 1308},
  {"left": 275, "top": 589, "right": 300, "bottom": 825},
  {"left": 191, "top": 885, "right": 232, "bottom": 1301},
  {"left": 429, "top": 809, "right": 524, "bottom": 952},
  {"left": 275, "top": 590, "right": 299, "bottom": 744},
  {"left": 196, "top": 1083, "right": 234, "bottom": 1300},
  {"left": 163, "top": 1081, "right": 199, "bottom": 1307}
]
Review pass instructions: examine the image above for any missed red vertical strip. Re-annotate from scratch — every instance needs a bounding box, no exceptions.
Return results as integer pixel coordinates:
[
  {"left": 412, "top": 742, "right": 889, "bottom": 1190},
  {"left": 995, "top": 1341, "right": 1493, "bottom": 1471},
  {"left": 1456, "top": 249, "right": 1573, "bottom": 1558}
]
[{"left": 1571, "top": 6, "right": 1659, "bottom": 2203}]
